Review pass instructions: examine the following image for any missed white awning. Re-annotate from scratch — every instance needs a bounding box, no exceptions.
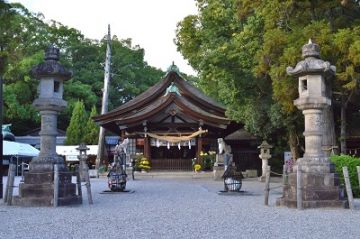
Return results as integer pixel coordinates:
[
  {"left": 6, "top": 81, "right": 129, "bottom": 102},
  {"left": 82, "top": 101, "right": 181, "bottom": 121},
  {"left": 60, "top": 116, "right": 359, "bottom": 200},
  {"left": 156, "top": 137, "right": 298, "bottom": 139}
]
[{"left": 3, "top": 141, "right": 40, "bottom": 157}]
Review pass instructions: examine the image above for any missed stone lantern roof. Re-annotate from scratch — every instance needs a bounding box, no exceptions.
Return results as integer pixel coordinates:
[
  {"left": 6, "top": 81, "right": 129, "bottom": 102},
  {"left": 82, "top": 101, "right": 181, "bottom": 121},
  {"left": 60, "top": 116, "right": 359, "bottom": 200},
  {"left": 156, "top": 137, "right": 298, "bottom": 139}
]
[
  {"left": 286, "top": 39, "right": 336, "bottom": 77},
  {"left": 76, "top": 143, "right": 90, "bottom": 152},
  {"left": 257, "top": 140, "right": 272, "bottom": 149},
  {"left": 31, "top": 44, "right": 72, "bottom": 80}
]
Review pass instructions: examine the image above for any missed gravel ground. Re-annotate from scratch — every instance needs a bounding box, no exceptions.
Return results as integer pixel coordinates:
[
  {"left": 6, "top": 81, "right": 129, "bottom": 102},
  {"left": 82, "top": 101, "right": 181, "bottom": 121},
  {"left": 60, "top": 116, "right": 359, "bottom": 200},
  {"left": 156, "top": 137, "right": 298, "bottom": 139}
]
[{"left": 1, "top": 175, "right": 360, "bottom": 239}]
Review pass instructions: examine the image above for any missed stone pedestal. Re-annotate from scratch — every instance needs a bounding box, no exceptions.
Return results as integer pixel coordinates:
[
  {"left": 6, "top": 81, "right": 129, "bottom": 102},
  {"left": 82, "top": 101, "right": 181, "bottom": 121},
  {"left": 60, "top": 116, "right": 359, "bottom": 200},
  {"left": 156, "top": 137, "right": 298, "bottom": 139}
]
[
  {"left": 277, "top": 157, "right": 347, "bottom": 208},
  {"left": 13, "top": 168, "right": 80, "bottom": 206},
  {"left": 213, "top": 165, "right": 225, "bottom": 181},
  {"left": 213, "top": 154, "right": 224, "bottom": 180}
]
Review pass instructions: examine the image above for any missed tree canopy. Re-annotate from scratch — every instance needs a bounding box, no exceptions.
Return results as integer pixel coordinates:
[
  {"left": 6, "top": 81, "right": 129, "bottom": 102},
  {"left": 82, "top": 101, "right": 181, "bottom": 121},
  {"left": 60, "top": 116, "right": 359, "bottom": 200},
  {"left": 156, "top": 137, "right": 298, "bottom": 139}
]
[
  {"left": 1, "top": 0, "right": 165, "bottom": 135},
  {"left": 176, "top": 0, "right": 360, "bottom": 156}
]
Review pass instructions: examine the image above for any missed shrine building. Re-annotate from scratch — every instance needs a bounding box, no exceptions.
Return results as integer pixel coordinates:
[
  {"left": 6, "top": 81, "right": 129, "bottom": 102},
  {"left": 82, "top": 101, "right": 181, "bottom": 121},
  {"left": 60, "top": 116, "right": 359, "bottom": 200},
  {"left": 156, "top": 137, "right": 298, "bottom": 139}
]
[{"left": 94, "top": 65, "right": 258, "bottom": 171}]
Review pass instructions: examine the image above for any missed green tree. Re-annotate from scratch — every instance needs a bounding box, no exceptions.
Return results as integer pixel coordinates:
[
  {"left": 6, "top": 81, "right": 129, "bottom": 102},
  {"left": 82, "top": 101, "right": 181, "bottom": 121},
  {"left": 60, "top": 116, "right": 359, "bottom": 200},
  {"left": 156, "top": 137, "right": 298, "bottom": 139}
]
[
  {"left": 83, "top": 105, "right": 99, "bottom": 145},
  {"left": 65, "top": 100, "right": 87, "bottom": 145},
  {"left": 176, "top": 0, "right": 278, "bottom": 140},
  {"left": 176, "top": 0, "right": 360, "bottom": 158},
  {"left": 1, "top": 2, "right": 166, "bottom": 135}
]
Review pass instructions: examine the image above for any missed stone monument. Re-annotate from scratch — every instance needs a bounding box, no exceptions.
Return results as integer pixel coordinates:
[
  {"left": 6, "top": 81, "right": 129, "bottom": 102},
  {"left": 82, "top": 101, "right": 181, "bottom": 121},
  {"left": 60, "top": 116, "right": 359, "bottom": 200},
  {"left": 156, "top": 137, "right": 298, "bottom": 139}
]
[
  {"left": 276, "top": 40, "right": 346, "bottom": 208},
  {"left": 258, "top": 141, "right": 272, "bottom": 182},
  {"left": 13, "top": 45, "right": 81, "bottom": 206}
]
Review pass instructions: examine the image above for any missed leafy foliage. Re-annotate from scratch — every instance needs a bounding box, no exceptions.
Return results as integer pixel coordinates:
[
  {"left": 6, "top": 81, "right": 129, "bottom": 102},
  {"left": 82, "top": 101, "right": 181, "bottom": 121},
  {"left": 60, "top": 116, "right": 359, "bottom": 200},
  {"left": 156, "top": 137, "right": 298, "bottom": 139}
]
[
  {"left": 176, "top": 0, "right": 360, "bottom": 156},
  {"left": 1, "top": 1, "right": 166, "bottom": 135},
  {"left": 330, "top": 155, "right": 360, "bottom": 198},
  {"left": 65, "top": 100, "right": 87, "bottom": 145},
  {"left": 83, "top": 105, "right": 100, "bottom": 145}
]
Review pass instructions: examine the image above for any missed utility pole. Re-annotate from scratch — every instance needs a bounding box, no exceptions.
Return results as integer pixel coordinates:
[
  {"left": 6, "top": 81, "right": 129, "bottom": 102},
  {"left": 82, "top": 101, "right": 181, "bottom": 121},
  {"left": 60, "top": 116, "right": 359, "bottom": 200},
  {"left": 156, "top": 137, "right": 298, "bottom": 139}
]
[
  {"left": 95, "top": 25, "right": 112, "bottom": 170},
  {"left": 0, "top": 56, "right": 4, "bottom": 199}
]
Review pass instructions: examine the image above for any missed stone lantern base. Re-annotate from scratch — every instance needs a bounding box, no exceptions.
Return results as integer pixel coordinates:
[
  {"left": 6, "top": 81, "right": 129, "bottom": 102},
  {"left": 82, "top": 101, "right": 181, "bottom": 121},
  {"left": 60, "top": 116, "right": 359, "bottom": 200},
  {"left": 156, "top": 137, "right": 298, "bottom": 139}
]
[
  {"left": 213, "top": 165, "right": 225, "bottom": 180},
  {"left": 276, "top": 157, "right": 348, "bottom": 209},
  {"left": 12, "top": 158, "right": 81, "bottom": 207}
]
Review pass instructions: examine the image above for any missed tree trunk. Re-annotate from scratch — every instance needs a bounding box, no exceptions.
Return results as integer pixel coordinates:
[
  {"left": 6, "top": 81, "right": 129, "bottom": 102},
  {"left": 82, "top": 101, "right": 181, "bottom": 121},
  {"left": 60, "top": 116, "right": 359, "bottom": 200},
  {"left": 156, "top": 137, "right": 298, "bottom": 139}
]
[
  {"left": 322, "top": 106, "right": 338, "bottom": 156},
  {"left": 288, "top": 128, "right": 300, "bottom": 161}
]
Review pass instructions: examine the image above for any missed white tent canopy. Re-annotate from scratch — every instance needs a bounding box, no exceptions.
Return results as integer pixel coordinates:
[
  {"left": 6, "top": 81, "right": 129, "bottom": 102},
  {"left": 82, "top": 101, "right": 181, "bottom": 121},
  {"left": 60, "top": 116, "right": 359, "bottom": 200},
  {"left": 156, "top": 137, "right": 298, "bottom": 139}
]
[
  {"left": 56, "top": 145, "right": 98, "bottom": 162},
  {"left": 3, "top": 140, "right": 40, "bottom": 157}
]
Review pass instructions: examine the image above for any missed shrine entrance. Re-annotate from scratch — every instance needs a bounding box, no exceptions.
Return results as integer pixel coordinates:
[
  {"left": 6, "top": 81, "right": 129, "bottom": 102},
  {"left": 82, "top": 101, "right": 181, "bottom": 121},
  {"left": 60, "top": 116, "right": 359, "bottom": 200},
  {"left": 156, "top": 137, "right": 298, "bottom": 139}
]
[{"left": 150, "top": 145, "right": 196, "bottom": 171}]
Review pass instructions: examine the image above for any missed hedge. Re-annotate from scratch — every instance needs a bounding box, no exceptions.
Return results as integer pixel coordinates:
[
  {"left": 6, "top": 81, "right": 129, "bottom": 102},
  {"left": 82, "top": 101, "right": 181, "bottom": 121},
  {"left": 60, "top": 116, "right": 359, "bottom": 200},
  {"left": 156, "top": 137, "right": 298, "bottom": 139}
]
[{"left": 330, "top": 155, "right": 360, "bottom": 198}]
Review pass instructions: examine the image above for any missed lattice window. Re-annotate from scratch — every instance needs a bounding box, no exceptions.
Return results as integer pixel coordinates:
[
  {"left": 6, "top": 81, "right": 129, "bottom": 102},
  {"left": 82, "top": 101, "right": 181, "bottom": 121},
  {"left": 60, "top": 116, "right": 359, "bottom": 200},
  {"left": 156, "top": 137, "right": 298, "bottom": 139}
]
[{"left": 127, "top": 138, "right": 136, "bottom": 155}]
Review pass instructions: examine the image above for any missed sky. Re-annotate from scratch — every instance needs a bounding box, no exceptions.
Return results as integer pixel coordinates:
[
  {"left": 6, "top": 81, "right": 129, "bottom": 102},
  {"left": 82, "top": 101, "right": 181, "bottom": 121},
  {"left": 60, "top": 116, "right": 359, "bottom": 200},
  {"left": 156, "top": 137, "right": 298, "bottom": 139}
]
[{"left": 9, "top": 0, "right": 198, "bottom": 75}]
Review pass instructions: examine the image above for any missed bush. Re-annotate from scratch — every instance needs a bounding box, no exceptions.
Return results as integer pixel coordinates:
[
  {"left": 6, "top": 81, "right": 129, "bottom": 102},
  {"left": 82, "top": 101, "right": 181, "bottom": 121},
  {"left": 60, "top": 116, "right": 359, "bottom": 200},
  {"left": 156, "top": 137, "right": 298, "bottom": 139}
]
[
  {"left": 330, "top": 155, "right": 360, "bottom": 198},
  {"left": 134, "top": 153, "right": 151, "bottom": 172},
  {"left": 194, "top": 164, "right": 202, "bottom": 172},
  {"left": 200, "top": 151, "right": 216, "bottom": 171},
  {"left": 139, "top": 158, "right": 151, "bottom": 172}
]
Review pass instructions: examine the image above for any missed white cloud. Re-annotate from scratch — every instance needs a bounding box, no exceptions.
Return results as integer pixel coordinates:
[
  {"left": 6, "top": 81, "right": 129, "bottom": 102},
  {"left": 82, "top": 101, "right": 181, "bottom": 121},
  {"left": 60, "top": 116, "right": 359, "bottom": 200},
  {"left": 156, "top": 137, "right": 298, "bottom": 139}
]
[{"left": 10, "top": 0, "right": 198, "bottom": 75}]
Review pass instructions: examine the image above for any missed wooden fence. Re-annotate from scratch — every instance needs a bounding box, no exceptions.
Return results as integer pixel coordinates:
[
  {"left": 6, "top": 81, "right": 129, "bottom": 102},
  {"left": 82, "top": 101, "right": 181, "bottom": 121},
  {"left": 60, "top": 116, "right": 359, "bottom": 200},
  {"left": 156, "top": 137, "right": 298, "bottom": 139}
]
[{"left": 151, "top": 158, "right": 192, "bottom": 171}]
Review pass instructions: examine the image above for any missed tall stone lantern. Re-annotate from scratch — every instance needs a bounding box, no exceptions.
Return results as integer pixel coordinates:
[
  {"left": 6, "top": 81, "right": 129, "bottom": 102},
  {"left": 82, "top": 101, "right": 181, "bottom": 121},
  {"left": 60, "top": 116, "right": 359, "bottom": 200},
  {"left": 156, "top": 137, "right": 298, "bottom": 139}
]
[
  {"left": 276, "top": 40, "right": 346, "bottom": 208},
  {"left": 258, "top": 141, "right": 272, "bottom": 182},
  {"left": 13, "top": 45, "right": 80, "bottom": 206}
]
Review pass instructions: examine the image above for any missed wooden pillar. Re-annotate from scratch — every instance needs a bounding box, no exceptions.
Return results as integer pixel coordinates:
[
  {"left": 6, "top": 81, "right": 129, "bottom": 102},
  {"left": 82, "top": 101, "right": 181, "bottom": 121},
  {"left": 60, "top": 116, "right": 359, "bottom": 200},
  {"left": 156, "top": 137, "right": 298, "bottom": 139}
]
[
  {"left": 196, "top": 137, "right": 203, "bottom": 165},
  {"left": 144, "top": 136, "right": 151, "bottom": 160},
  {"left": 121, "top": 130, "right": 126, "bottom": 139}
]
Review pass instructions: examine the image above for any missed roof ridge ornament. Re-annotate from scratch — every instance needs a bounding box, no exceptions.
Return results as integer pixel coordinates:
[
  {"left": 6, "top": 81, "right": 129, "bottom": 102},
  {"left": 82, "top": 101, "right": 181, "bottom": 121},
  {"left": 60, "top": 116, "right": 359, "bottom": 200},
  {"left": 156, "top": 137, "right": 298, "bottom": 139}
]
[
  {"left": 164, "top": 82, "right": 181, "bottom": 96},
  {"left": 166, "top": 61, "right": 181, "bottom": 76}
]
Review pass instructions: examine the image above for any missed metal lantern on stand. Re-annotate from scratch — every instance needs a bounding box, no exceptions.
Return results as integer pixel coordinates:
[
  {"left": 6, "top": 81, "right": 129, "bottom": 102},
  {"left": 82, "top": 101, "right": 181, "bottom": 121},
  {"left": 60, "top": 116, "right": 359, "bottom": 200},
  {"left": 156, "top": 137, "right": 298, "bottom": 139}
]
[{"left": 222, "top": 165, "right": 243, "bottom": 192}]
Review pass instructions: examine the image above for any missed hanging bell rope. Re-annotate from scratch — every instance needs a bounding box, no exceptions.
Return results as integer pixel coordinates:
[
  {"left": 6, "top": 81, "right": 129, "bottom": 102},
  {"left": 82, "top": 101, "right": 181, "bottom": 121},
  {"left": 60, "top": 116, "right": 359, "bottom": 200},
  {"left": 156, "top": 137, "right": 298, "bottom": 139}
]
[{"left": 144, "top": 128, "right": 208, "bottom": 143}]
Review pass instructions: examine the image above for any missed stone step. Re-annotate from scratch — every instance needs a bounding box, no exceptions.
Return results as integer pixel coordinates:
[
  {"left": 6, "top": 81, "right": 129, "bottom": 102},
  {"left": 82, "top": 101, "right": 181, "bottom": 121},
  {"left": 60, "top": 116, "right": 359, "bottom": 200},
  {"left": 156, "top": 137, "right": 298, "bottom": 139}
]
[
  {"left": 19, "top": 182, "right": 77, "bottom": 198},
  {"left": 12, "top": 195, "right": 82, "bottom": 207},
  {"left": 276, "top": 197, "right": 348, "bottom": 209},
  {"left": 12, "top": 195, "right": 54, "bottom": 207}
]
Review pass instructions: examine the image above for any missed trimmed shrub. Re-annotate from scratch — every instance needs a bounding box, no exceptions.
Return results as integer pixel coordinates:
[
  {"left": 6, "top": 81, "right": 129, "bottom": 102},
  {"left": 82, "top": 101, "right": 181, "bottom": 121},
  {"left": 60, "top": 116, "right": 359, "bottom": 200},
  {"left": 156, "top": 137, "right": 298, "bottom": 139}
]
[{"left": 330, "top": 155, "right": 360, "bottom": 198}]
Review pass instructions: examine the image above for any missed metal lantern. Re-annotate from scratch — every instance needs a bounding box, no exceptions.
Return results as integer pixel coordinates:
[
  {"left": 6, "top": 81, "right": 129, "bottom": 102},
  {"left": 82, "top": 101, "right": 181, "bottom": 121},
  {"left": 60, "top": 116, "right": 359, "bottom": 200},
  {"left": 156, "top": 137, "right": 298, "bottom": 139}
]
[{"left": 222, "top": 165, "right": 243, "bottom": 192}]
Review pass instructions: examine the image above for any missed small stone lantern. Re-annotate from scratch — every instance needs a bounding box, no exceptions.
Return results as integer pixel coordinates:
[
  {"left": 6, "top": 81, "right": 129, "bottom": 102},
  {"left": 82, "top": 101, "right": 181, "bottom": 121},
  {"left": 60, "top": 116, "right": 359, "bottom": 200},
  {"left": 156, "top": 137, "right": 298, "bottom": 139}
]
[
  {"left": 76, "top": 143, "right": 90, "bottom": 182},
  {"left": 258, "top": 141, "right": 272, "bottom": 182}
]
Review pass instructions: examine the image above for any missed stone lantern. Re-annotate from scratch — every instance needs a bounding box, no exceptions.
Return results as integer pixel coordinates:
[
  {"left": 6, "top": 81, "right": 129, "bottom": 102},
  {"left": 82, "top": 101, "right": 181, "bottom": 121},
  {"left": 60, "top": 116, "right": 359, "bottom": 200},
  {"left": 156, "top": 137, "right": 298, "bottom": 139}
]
[
  {"left": 13, "top": 45, "right": 80, "bottom": 206},
  {"left": 258, "top": 141, "right": 272, "bottom": 182},
  {"left": 276, "top": 40, "right": 346, "bottom": 208}
]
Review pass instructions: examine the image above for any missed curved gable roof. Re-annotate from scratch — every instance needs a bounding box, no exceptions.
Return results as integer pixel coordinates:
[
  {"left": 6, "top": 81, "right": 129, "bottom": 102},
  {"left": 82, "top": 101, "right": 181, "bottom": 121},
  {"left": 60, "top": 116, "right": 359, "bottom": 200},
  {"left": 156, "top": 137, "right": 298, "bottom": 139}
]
[{"left": 94, "top": 70, "right": 237, "bottom": 135}]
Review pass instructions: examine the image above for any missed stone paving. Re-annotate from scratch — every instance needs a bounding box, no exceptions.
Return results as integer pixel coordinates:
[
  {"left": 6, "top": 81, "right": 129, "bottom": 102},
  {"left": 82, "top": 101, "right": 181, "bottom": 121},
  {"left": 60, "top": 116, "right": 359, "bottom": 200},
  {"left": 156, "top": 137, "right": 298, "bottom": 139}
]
[{"left": 1, "top": 175, "right": 360, "bottom": 239}]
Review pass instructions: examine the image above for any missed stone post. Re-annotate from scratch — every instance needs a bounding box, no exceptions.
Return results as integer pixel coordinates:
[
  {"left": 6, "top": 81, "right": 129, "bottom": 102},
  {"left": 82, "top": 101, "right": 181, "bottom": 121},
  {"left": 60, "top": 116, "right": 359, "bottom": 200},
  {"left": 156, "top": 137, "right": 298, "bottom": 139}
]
[
  {"left": 77, "top": 144, "right": 93, "bottom": 204},
  {"left": 276, "top": 40, "right": 346, "bottom": 208},
  {"left": 13, "top": 45, "right": 81, "bottom": 206},
  {"left": 258, "top": 141, "right": 272, "bottom": 182}
]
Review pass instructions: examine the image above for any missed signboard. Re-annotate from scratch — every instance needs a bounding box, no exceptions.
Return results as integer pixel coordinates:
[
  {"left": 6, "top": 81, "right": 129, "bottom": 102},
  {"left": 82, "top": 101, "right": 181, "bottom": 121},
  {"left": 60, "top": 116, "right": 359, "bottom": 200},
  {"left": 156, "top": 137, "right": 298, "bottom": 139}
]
[{"left": 284, "top": 151, "right": 293, "bottom": 172}]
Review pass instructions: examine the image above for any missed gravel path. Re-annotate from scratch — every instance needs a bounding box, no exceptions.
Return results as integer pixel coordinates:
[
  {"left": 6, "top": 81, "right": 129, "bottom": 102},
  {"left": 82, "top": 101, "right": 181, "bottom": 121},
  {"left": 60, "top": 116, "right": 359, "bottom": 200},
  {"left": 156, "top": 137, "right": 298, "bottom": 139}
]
[{"left": 1, "top": 176, "right": 360, "bottom": 239}]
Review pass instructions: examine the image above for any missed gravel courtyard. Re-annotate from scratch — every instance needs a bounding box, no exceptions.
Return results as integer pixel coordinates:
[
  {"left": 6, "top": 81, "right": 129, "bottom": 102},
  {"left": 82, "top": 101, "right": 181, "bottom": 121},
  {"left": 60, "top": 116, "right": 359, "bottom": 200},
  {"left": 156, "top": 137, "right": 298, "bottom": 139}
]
[{"left": 1, "top": 175, "right": 360, "bottom": 239}]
